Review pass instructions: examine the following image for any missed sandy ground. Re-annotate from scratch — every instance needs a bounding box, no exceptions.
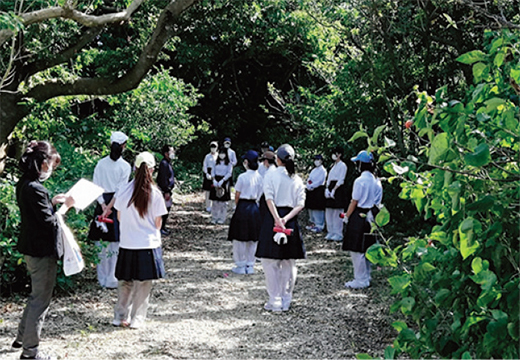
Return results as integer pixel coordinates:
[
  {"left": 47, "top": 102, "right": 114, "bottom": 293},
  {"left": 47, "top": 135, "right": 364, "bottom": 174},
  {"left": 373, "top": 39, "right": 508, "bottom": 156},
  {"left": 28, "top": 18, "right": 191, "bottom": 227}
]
[{"left": 0, "top": 192, "right": 395, "bottom": 359}]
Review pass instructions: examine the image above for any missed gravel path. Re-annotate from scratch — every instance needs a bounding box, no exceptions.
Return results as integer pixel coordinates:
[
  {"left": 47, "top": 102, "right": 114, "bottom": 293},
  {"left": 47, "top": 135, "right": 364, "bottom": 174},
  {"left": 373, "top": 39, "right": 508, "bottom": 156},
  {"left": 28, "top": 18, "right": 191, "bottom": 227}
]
[{"left": 0, "top": 192, "right": 395, "bottom": 359}]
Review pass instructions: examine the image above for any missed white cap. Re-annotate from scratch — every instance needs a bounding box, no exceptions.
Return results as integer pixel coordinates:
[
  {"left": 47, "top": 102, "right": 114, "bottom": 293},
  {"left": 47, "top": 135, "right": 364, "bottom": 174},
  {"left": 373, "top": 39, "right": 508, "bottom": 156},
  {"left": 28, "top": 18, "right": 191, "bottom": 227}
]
[
  {"left": 110, "top": 131, "right": 128, "bottom": 144},
  {"left": 135, "top": 152, "right": 156, "bottom": 169}
]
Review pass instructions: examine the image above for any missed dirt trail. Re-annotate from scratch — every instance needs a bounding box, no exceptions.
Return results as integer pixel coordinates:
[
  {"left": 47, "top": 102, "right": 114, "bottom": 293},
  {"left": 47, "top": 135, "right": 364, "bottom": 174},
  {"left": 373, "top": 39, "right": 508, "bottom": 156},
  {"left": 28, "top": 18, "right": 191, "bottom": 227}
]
[{"left": 0, "top": 192, "right": 395, "bottom": 359}]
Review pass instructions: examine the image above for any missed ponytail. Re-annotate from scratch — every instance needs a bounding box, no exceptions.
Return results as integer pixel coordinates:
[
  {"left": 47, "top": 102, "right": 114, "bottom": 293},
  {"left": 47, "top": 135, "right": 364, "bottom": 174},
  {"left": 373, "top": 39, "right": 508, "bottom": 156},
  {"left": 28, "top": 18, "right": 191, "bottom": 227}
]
[
  {"left": 109, "top": 142, "right": 124, "bottom": 161},
  {"left": 128, "top": 163, "right": 153, "bottom": 217},
  {"left": 19, "top": 141, "right": 60, "bottom": 179},
  {"left": 283, "top": 158, "right": 295, "bottom": 177}
]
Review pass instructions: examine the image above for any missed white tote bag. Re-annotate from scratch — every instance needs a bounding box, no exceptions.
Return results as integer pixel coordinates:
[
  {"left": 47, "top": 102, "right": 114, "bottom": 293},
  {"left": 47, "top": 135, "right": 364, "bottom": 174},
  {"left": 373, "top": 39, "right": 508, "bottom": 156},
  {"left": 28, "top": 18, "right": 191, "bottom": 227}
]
[{"left": 57, "top": 213, "right": 85, "bottom": 276}]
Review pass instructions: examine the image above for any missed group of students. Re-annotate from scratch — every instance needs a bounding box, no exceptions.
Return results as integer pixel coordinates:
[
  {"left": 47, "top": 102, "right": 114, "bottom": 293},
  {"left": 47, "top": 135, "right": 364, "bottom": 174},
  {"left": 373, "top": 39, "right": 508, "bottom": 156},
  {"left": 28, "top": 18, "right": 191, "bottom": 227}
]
[{"left": 10, "top": 133, "right": 382, "bottom": 360}]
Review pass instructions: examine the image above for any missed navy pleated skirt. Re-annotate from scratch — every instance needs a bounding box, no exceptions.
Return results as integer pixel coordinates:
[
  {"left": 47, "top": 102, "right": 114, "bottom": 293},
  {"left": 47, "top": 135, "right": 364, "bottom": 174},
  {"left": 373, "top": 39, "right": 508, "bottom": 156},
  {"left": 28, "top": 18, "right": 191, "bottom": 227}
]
[
  {"left": 255, "top": 207, "right": 306, "bottom": 260},
  {"left": 228, "top": 199, "right": 261, "bottom": 241},
  {"left": 88, "top": 192, "right": 120, "bottom": 242},
  {"left": 342, "top": 207, "right": 374, "bottom": 253},
  {"left": 115, "top": 247, "right": 165, "bottom": 281}
]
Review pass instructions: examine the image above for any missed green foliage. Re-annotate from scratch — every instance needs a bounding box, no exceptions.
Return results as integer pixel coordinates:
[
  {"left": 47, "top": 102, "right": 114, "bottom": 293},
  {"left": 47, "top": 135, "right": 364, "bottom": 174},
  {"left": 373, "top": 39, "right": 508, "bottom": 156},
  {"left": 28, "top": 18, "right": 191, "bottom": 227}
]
[{"left": 363, "top": 30, "right": 520, "bottom": 359}]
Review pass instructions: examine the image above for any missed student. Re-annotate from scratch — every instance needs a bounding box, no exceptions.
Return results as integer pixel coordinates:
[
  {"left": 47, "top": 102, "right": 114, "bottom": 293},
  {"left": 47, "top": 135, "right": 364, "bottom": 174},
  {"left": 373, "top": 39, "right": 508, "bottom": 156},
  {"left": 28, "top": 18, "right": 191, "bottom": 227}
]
[
  {"left": 227, "top": 150, "right": 263, "bottom": 275},
  {"left": 157, "top": 145, "right": 175, "bottom": 236},
  {"left": 88, "top": 131, "right": 131, "bottom": 289},
  {"left": 223, "top": 137, "right": 237, "bottom": 166},
  {"left": 324, "top": 146, "right": 348, "bottom": 241},
  {"left": 210, "top": 147, "right": 233, "bottom": 224},
  {"left": 305, "top": 154, "right": 327, "bottom": 233},
  {"left": 342, "top": 150, "right": 382, "bottom": 289},
  {"left": 13, "top": 141, "right": 75, "bottom": 360},
  {"left": 202, "top": 141, "right": 218, "bottom": 212},
  {"left": 256, "top": 144, "right": 306, "bottom": 312},
  {"left": 113, "top": 152, "right": 168, "bottom": 328}
]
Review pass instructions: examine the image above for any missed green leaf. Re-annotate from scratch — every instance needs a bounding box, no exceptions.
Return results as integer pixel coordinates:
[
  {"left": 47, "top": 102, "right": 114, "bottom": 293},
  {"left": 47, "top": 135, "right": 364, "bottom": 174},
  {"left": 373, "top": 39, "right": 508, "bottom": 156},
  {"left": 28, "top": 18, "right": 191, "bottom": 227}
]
[
  {"left": 388, "top": 274, "right": 411, "bottom": 295},
  {"left": 466, "top": 195, "right": 495, "bottom": 212},
  {"left": 471, "top": 257, "right": 483, "bottom": 274},
  {"left": 356, "top": 354, "right": 374, "bottom": 359},
  {"left": 472, "top": 62, "right": 487, "bottom": 82},
  {"left": 375, "top": 206, "right": 390, "bottom": 227},
  {"left": 392, "top": 321, "right": 408, "bottom": 332},
  {"left": 459, "top": 217, "right": 480, "bottom": 260},
  {"left": 485, "top": 97, "right": 506, "bottom": 111},
  {"left": 400, "top": 297, "right": 415, "bottom": 314},
  {"left": 494, "top": 52, "right": 505, "bottom": 67},
  {"left": 371, "top": 125, "right": 386, "bottom": 144},
  {"left": 461, "top": 351, "right": 472, "bottom": 359},
  {"left": 349, "top": 131, "right": 368, "bottom": 142},
  {"left": 511, "top": 68, "right": 520, "bottom": 84},
  {"left": 456, "top": 50, "right": 487, "bottom": 64},
  {"left": 435, "top": 288, "right": 451, "bottom": 306},
  {"left": 429, "top": 133, "right": 449, "bottom": 165},
  {"left": 384, "top": 345, "right": 396, "bottom": 360},
  {"left": 464, "top": 144, "right": 490, "bottom": 167}
]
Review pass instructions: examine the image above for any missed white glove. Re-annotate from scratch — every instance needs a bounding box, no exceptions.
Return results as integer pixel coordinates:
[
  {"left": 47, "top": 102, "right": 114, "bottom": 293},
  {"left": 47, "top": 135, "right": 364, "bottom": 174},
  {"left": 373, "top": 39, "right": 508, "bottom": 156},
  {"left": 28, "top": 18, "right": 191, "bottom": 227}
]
[
  {"left": 325, "top": 189, "right": 331, "bottom": 198},
  {"left": 342, "top": 216, "right": 349, "bottom": 224},
  {"left": 330, "top": 189, "right": 336, "bottom": 199},
  {"left": 95, "top": 220, "right": 108, "bottom": 233},
  {"left": 212, "top": 179, "right": 219, "bottom": 187},
  {"left": 273, "top": 232, "right": 288, "bottom": 245},
  {"left": 206, "top": 173, "right": 212, "bottom": 180},
  {"left": 217, "top": 180, "right": 223, "bottom": 187}
]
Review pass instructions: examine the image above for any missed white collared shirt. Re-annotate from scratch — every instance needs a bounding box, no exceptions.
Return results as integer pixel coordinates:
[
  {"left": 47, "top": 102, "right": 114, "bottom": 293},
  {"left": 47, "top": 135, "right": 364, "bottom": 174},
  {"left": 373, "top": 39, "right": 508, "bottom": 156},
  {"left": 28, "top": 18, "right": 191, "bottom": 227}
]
[
  {"left": 211, "top": 161, "right": 233, "bottom": 180},
  {"left": 235, "top": 169, "right": 263, "bottom": 200},
  {"left": 306, "top": 165, "right": 327, "bottom": 190},
  {"left": 263, "top": 166, "right": 305, "bottom": 208},
  {"left": 352, "top": 171, "right": 383, "bottom": 208},
  {"left": 203, "top": 152, "right": 217, "bottom": 174},
  {"left": 227, "top": 148, "right": 237, "bottom": 166},
  {"left": 93, "top": 156, "right": 131, "bottom": 204},
  {"left": 327, "top": 161, "right": 347, "bottom": 187},
  {"left": 259, "top": 163, "right": 276, "bottom": 178}
]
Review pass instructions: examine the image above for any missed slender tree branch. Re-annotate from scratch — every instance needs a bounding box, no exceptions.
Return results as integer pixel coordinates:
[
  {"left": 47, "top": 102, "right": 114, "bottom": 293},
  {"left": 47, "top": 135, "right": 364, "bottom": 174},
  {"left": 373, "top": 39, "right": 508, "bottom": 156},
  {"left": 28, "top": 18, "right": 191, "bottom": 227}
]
[{"left": 458, "top": 0, "right": 520, "bottom": 29}]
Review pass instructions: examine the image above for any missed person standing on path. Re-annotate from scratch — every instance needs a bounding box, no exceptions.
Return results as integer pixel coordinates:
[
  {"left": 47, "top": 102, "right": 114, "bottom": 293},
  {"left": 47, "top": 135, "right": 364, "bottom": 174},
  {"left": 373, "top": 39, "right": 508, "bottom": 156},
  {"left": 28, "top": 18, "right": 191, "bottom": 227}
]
[
  {"left": 13, "top": 141, "right": 75, "bottom": 360},
  {"left": 113, "top": 152, "right": 168, "bottom": 329},
  {"left": 255, "top": 144, "right": 306, "bottom": 312},
  {"left": 210, "top": 147, "right": 233, "bottom": 224},
  {"left": 227, "top": 150, "right": 263, "bottom": 275},
  {"left": 223, "top": 137, "right": 238, "bottom": 209},
  {"left": 88, "top": 131, "right": 131, "bottom": 289},
  {"left": 342, "top": 150, "right": 382, "bottom": 289},
  {"left": 202, "top": 141, "right": 218, "bottom": 212},
  {"left": 157, "top": 145, "right": 175, "bottom": 236},
  {"left": 324, "top": 146, "right": 348, "bottom": 241},
  {"left": 305, "top": 154, "right": 327, "bottom": 233}
]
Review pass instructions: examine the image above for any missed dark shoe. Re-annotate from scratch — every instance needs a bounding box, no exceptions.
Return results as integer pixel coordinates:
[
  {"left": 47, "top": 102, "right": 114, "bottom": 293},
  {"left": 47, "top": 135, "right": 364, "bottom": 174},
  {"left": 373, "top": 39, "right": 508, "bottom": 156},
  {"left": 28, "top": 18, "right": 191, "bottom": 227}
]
[
  {"left": 20, "top": 352, "right": 57, "bottom": 360},
  {"left": 10, "top": 341, "right": 22, "bottom": 352}
]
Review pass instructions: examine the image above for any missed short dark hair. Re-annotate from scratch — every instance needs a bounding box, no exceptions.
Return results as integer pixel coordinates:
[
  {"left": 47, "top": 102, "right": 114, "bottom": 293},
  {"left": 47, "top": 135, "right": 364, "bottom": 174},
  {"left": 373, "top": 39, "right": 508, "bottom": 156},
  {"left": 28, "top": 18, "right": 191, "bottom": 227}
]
[{"left": 161, "top": 145, "right": 172, "bottom": 155}]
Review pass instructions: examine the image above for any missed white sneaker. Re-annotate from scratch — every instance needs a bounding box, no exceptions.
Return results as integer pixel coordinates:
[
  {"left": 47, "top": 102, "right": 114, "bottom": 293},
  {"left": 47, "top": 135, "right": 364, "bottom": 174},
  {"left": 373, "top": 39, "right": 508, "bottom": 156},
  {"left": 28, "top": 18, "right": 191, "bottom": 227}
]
[
  {"left": 331, "top": 234, "right": 343, "bottom": 242},
  {"left": 264, "top": 299, "right": 282, "bottom": 312},
  {"left": 325, "top": 233, "right": 333, "bottom": 240},
  {"left": 231, "top": 266, "right": 246, "bottom": 275},
  {"left": 245, "top": 265, "right": 254, "bottom": 275},
  {"left": 281, "top": 297, "right": 291, "bottom": 311},
  {"left": 305, "top": 224, "right": 315, "bottom": 230},
  {"left": 344, "top": 280, "right": 370, "bottom": 289}
]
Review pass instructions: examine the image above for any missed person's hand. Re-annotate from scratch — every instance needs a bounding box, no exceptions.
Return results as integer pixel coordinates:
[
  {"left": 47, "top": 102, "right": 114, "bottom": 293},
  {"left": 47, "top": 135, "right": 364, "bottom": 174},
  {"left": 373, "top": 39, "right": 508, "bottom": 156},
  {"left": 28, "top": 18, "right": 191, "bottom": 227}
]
[
  {"left": 217, "top": 180, "right": 223, "bottom": 187},
  {"left": 213, "top": 179, "right": 219, "bottom": 187},
  {"left": 52, "top": 194, "right": 67, "bottom": 206},
  {"left": 274, "top": 217, "right": 285, "bottom": 229},
  {"left": 101, "top": 206, "right": 112, "bottom": 218},
  {"left": 330, "top": 189, "right": 336, "bottom": 199},
  {"left": 325, "top": 189, "right": 331, "bottom": 198}
]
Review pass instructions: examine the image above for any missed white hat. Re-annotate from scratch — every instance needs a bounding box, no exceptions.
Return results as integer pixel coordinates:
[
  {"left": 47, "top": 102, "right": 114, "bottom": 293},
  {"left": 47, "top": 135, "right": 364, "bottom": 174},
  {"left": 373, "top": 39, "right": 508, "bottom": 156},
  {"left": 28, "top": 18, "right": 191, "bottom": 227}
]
[
  {"left": 110, "top": 131, "right": 128, "bottom": 144},
  {"left": 135, "top": 152, "right": 156, "bottom": 169},
  {"left": 210, "top": 141, "right": 218, "bottom": 148}
]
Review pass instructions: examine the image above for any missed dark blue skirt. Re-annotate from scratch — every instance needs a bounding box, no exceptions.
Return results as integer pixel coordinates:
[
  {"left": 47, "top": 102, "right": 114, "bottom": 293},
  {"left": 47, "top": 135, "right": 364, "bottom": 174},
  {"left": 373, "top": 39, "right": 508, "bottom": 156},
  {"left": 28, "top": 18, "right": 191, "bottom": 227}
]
[
  {"left": 88, "top": 192, "right": 120, "bottom": 242},
  {"left": 228, "top": 199, "right": 261, "bottom": 241},
  {"left": 255, "top": 207, "right": 306, "bottom": 260},
  {"left": 115, "top": 247, "right": 165, "bottom": 281},
  {"left": 342, "top": 208, "right": 373, "bottom": 252}
]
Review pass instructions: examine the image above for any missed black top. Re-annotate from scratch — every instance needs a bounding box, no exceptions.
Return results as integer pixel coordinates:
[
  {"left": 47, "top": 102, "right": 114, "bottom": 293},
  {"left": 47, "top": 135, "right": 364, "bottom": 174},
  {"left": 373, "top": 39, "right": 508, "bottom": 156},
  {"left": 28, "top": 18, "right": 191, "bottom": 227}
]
[
  {"left": 157, "top": 158, "right": 175, "bottom": 194},
  {"left": 16, "top": 175, "right": 60, "bottom": 258}
]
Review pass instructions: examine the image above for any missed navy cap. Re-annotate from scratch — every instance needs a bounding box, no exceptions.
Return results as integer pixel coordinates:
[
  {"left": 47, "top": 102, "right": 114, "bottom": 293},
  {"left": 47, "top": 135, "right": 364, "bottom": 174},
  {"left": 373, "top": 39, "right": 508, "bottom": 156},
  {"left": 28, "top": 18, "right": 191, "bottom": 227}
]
[
  {"left": 242, "top": 150, "right": 259, "bottom": 162},
  {"left": 351, "top": 150, "right": 374, "bottom": 163},
  {"left": 224, "top": 137, "right": 231, "bottom": 142},
  {"left": 313, "top": 154, "right": 323, "bottom": 160}
]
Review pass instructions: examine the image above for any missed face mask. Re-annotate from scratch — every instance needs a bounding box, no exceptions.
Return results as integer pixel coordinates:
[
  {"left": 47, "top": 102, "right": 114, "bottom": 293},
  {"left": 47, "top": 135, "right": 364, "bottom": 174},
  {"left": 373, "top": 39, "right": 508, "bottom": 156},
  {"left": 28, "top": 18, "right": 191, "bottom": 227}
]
[
  {"left": 219, "top": 153, "right": 226, "bottom": 159},
  {"left": 39, "top": 162, "right": 52, "bottom": 182},
  {"left": 332, "top": 154, "right": 338, "bottom": 161},
  {"left": 210, "top": 147, "right": 217, "bottom": 154},
  {"left": 224, "top": 143, "right": 231, "bottom": 149},
  {"left": 168, "top": 150, "right": 175, "bottom": 159},
  {"left": 314, "top": 160, "right": 322, "bottom": 167},
  {"left": 243, "top": 161, "right": 248, "bottom": 170}
]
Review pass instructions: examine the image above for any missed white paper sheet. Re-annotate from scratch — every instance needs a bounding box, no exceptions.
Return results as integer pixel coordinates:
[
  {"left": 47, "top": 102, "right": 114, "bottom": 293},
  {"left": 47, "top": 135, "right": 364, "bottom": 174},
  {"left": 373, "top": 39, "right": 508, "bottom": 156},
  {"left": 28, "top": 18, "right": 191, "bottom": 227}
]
[{"left": 58, "top": 178, "right": 105, "bottom": 214}]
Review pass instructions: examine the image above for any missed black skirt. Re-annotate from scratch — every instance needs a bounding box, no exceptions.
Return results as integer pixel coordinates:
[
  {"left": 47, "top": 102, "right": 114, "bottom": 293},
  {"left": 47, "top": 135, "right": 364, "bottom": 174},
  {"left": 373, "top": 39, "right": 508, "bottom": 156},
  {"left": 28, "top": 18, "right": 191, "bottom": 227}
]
[
  {"left": 305, "top": 185, "right": 326, "bottom": 210},
  {"left": 115, "top": 247, "right": 165, "bottom": 281},
  {"left": 342, "top": 208, "right": 375, "bottom": 253},
  {"left": 325, "top": 181, "right": 348, "bottom": 209},
  {"left": 228, "top": 200, "right": 261, "bottom": 241},
  {"left": 202, "top": 168, "right": 213, "bottom": 191},
  {"left": 258, "top": 194, "right": 269, "bottom": 223},
  {"left": 255, "top": 207, "right": 306, "bottom": 260},
  {"left": 88, "top": 193, "right": 120, "bottom": 242},
  {"left": 209, "top": 175, "right": 231, "bottom": 201}
]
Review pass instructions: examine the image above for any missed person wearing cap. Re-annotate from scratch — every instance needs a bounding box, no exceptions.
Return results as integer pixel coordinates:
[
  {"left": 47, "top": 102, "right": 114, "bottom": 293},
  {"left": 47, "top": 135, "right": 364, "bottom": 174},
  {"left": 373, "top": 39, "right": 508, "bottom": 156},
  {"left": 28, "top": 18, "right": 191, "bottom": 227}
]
[
  {"left": 210, "top": 146, "right": 233, "bottom": 224},
  {"left": 342, "top": 150, "right": 382, "bottom": 289},
  {"left": 324, "top": 146, "right": 348, "bottom": 241},
  {"left": 202, "top": 141, "right": 219, "bottom": 212},
  {"left": 260, "top": 141, "right": 270, "bottom": 155},
  {"left": 258, "top": 151, "right": 277, "bottom": 221},
  {"left": 305, "top": 154, "right": 327, "bottom": 233},
  {"left": 227, "top": 150, "right": 263, "bottom": 275},
  {"left": 157, "top": 145, "right": 175, "bottom": 236},
  {"left": 255, "top": 144, "right": 306, "bottom": 312},
  {"left": 112, "top": 152, "right": 168, "bottom": 328},
  {"left": 88, "top": 131, "right": 131, "bottom": 289},
  {"left": 223, "top": 137, "right": 237, "bottom": 167}
]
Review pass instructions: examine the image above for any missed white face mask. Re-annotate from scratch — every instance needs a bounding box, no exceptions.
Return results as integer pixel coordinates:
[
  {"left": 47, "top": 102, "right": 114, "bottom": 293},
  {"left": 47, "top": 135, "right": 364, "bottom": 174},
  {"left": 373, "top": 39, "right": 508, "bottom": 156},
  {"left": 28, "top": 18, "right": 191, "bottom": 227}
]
[
  {"left": 168, "top": 150, "right": 175, "bottom": 159},
  {"left": 314, "top": 160, "right": 322, "bottom": 167},
  {"left": 210, "top": 147, "right": 217, "bottom": 154},
  {"left": 224, "top": 142, "right": 231, "bottom": 149},
  {"left": 219, "top": 153, "right": 226, "bottom": 159},
  {"left": 332, "top": 154, "right": 338, "bottom": 161},
  {"left": 39, "top": 162, "right": 52, "bottom": 182},
  {"left": 243, "top": 161, "right": 248, "bottom": 170}
]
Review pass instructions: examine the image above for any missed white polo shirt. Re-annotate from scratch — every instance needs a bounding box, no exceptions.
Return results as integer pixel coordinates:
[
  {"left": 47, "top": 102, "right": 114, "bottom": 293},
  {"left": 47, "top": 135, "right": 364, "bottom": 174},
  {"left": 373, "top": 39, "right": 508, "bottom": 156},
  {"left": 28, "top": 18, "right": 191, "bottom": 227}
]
[
  {"left": 306, "top": 165, "right": 327, "bottom": 190},
  {"left": 352, "top": 171, "right": 383, "bottom": 209},
  {"left": 263, "top": 166, "right": 305, "bottom": 208},
  {"left": 114, "top": 180, "right": 168, "bottom": 249},
  {"left": 235, "top": 169, "right": 263, "bottom": 200},
  {"left": 93, "top": 156, "right": 131, "bottom": 204},
  {"left": 326, "top": 161, "right": 347, "bottom": 188}
]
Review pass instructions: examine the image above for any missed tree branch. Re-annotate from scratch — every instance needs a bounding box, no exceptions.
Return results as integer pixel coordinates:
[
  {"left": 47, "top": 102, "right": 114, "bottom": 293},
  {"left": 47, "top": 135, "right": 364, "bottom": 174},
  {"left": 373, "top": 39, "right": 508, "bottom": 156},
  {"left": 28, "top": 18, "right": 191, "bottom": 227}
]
[{"left": 458, "top": 0, "right": 520, "bottom": 29}]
